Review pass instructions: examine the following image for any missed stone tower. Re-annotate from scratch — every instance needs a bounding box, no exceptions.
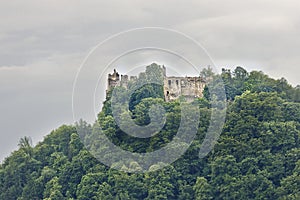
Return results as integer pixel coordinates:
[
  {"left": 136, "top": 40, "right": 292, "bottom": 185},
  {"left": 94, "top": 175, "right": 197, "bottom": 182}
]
[{"left": 107, "top": 69, "right": 120, "bottom": 90}]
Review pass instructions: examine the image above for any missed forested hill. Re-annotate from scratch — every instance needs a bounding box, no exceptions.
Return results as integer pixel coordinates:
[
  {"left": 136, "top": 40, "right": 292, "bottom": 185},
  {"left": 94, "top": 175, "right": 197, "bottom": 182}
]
[{"left": 0, "top": 65, "right": 299, "bottom": 200}]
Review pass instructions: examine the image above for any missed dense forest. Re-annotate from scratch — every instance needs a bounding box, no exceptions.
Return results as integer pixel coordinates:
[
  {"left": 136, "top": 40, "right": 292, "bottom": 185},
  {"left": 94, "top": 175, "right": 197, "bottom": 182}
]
[{"left": 0, "top": 64, "right": 299, "bottom": 199}]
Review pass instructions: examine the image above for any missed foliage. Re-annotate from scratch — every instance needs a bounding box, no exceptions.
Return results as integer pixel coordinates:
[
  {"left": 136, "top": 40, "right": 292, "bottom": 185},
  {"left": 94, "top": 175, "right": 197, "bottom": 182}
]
[{"left": 0, "top": 65, "right": 299, "bottom": 199}]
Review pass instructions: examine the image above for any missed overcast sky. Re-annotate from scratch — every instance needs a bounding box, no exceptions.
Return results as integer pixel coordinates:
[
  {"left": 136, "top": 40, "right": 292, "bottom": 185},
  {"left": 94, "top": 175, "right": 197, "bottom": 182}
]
[{"left": 1, "top": 0, "right": 300, "bottom": 161}]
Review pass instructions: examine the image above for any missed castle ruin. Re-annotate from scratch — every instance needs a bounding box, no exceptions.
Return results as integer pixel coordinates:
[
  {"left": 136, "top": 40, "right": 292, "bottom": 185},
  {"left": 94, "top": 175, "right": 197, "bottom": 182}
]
[{"left": 107, "top": 65, "right": 206, "bottom": 102}]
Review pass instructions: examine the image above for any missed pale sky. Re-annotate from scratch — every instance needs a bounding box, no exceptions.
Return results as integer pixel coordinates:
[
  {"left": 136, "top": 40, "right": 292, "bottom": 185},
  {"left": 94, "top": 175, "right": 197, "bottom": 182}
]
[{"left": 1, "top": 0, "right": 300, "bottom": 161}]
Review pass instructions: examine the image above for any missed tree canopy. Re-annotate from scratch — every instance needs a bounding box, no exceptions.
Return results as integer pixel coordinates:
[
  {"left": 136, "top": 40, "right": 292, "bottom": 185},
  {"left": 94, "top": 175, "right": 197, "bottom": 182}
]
[{"left": 0, "top": 65, "right": 299, "bottom": 199}]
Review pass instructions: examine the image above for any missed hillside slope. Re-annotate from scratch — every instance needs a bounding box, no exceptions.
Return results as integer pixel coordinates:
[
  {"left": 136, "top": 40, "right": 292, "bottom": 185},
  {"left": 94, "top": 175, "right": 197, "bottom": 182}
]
[{"left": 0, "top": 66, "right": 299, "bottom": 199}]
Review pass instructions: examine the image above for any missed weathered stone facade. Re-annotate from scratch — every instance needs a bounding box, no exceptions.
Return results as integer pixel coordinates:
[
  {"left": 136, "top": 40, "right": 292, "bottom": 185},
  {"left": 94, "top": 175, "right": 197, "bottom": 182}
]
[
  {"left": 107, "top": 69, "right": 131, "bottom": 90},
  {"left": 163, "top": 76, "right": 205, "bottom": 102},
  {"left": 107, "top": 67, "right": 206, "bottom": 102}
]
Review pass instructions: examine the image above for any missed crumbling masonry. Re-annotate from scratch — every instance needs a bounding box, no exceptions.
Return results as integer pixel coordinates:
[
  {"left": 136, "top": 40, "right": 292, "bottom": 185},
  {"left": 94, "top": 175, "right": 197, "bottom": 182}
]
[{"left": 107, "top": 66, "right": 206, "bottom": 102}]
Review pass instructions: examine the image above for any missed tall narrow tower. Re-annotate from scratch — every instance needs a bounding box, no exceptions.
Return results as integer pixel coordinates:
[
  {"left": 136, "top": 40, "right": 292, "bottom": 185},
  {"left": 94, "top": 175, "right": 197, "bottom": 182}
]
[{"left": 107, "top": 69, "right": 120, "bottom": 90}]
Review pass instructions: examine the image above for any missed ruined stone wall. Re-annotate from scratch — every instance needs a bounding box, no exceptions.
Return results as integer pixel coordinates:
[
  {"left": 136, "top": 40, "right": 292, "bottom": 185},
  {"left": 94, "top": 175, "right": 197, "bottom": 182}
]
[
  {"left": 107, "top": 68, "right": 206, "bottom": 102},
  {"left": 107, "top": 69, "right": 137, "bottom": 91},
  {"left": 107, "top": 69, "right": 120, "bottom": 90},
  {"left": 164, "top": 76, "right": 205, "bottom": 102}
]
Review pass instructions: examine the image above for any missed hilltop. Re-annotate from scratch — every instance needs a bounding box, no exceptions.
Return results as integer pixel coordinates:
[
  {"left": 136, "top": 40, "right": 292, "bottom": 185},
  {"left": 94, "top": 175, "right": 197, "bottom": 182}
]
[{"left": 0, "top": 65, "right": 299, "bottom": 199}]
